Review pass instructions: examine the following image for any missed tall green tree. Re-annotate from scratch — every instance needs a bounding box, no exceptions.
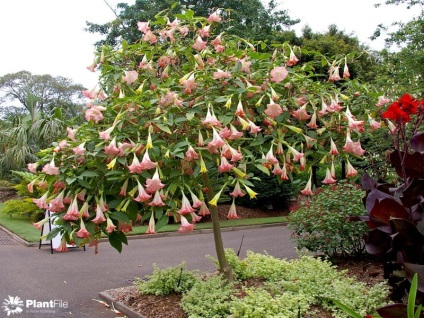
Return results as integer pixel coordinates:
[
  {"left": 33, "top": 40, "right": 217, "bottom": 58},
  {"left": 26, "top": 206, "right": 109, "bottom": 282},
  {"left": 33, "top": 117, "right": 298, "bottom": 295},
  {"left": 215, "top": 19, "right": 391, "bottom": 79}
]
[
  {"left": 0, "top": 71, "right": 85, "bottom": 178},
  {"left": 85, "top": 0, "right": 300, "bottom": 47},
  {"left": 371, "top": 0, "right": 424, "bottom": 95},
  {"left": 0, "top": 71, "right": 85, "bottom": 120}
]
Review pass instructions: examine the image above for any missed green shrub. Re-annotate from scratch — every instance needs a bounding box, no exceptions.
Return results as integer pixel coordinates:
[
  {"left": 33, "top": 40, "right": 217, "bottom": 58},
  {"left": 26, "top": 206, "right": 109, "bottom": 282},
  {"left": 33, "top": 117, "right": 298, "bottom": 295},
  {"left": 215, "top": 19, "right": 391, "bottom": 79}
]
[
  {"left": 2, "top": 198, "right": 44, "bottom": 221},
  {"left": 181, "top": 274, "right": 233, "bottom": 318},
  {"left": 288, "top": 181, "right": 368, "bottom": 258},
  {"left": 134, "top": 262, "right": 200, "bottom": 296}
]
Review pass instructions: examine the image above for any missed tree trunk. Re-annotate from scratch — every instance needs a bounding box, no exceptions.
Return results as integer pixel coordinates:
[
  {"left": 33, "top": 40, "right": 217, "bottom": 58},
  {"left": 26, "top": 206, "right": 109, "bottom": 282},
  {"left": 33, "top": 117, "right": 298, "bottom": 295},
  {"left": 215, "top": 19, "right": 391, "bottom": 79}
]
[{"left": 201, "top": 173, "right": 234, "bottom": 282}]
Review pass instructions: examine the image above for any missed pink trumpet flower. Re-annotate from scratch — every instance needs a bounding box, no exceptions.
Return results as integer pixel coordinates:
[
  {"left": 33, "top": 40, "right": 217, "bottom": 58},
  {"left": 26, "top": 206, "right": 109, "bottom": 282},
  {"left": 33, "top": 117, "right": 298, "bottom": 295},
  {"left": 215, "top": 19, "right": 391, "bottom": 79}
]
[
  {"left": 67, "top": 127, "right": 77, "bottom": 141},
  {"left": 280, "top": 163, "right": 289, "bottom": 180},
  {"left": 265, "top": 99, "right": 283, "bottom": 119},
  {"left": 33, "top": 217, "right": 50, "bottom": 231},
  {"left": 146, "top": 213, "right": 157, "bottom": 234},
  {"left": 178, "top": 192, "right": 195, "bottom": 215},
  {"left": 128, "top": 154, "right": 143, "bottom": 174},
  {"left": 229, "top": 181, "right": 245, "bottom": 198},
  {"left": 322, "top": 168, "right": 337, "bottom": 184},
  {"left": 300, "top": 174, "right": 313, "bottom": 195},
  {"left": 99, "top": 126, "right": 114, "bottom": 140},
  {"left": 286, "top": 48, "right": 299, "bottom": 66},
  {"left": 218, "top": 156, "right": 234, "bottom": 173},
  {"left": 73, "top": 143, "right": 86, "bottom": 156},
  {"left": 54, "top": 237, "right": 69, "bottom": 252},
  {"left": 207, "top": 127, "right": 225, "bottom": 153},
  {"left": 104, "top": 138, "right": 120, "bottom": 156},
  {"left": 192, "top": 36, "right": 207, "bottom": 51},
  {"left": 92, "top": 205, "right": 106, "bottom": 224},
  {"left": 27, "top": 162, "right": 38, "bottom": 173},
  {"left": 76, "top": 219, "right": 90, "bottom": 238},
  {"left": 291, "top": 104, "right": 311, "bottom": 121},
  {"left": 148, "top": 190, "right": 166, "bottom": 207},
  {"left": 329, "top": 138, "right": 339, "bottom": 155},
  {"left": 63, "top": 197, "right": 80, "bottom": 221},
  {"left": 123, "top": 70, "right": 138, "bottom": 85},
  {"left": 265, "top": 145, "right": 278, "bottom": 165},
  {"left": 49, "top": 190, "right": 66, "bottom": 212},
  {"left": 185, "top": 145, "right": 199, "bottom": 161},
  {"left": 178, "top": 215, "right": 195, "bottom": 233},
  {"left": 208, "top": 11, "right": 222, "bottom": 23},
  {"left": 145, "top": 168, "right": 165, "bottom": 193},
  {"left": 198, "top": 202, "right": 211, "bottom": 216},
  {"left": 189, "top": 212, "right": 202, "bottom": 223},
  {"left": 190, "top": 191, "right": 203, "bottom": 209},
  {"left": 343, "top": 131, "right": 365, "bottom": 157},
  {"left": 346, "top": 159, "right": 358, "bottom": 178},
  {"left": 42, "top": 158, "right": 59, "bottom": 175},
  {"left": 270, "top": 66, "right": 288, "bottom": 83},
  {"left": 105, "top": 218, "right": 117, "bottom": 233},
  {"left": 307, "top": 110, "right": 318, "bottom": 129},
  {"left": 33, "top": 191, "right": 49, "bottom": 209},
  {"left": 227, "top": 200, "right": 240, "bottom": 220},
  {"left": 140, "top": 150, "right": 157, "bottom": 170},
  {"left": 134, "top": 180, "right": 152, "bottom": 202},
  {"left": 202, "top": 108, "right": 222, "bottom": 127}
]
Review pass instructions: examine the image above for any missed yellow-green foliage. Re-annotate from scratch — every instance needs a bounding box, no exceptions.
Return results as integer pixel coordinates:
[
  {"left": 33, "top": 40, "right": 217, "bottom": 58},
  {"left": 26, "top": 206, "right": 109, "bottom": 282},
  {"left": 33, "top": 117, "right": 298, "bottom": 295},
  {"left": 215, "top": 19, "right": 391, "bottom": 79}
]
[
  {"left": 0, "top": 180, "right": 13, "bottom": 187},
  {"left": 2, "top": 198, "right": 43, "bottom": 221}
]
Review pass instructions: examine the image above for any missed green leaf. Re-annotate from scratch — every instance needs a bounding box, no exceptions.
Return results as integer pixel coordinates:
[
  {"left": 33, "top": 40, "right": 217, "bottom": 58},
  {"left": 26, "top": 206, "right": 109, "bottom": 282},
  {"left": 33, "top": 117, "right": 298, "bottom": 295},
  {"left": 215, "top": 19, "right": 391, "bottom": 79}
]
[
  {"left": 109, "top": 211, "right": 130, "bottom": 223},
  {"left": 156, "top": 124, "right": 172, "bottom": 134},
  {"left": 331, "top": 299, "right": 362, "bottom": 318},
  {"left": 45, "top": 227, "right": 62, "bottom": 241},
  {"left": 80, "top": 171, "right": 99, "bottom": 178},
  {"left": 156, "top": 215, "right": 169, "bottom": 230},
  {"left": 256, "top": 164, "right": 270, "bottom": 176},
  {"left": 408, "top": 274, "right": 418, "bottom": 318},
  {"left": 77, "top": 179, "right": 93, "bottom": 189},
  {"left": 66, "top": 177, "right": 77, "bottom": 185},
  {"left": 108, "top": 231, "right": 128, "bottom": 253}
]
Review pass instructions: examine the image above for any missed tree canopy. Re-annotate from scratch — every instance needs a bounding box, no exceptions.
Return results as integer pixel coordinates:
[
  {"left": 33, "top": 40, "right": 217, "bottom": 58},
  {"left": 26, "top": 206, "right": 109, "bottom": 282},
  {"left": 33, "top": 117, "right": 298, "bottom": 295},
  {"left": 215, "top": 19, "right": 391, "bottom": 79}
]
[{"left": 85, "top": 0, "right": 300, "bottom": 47}]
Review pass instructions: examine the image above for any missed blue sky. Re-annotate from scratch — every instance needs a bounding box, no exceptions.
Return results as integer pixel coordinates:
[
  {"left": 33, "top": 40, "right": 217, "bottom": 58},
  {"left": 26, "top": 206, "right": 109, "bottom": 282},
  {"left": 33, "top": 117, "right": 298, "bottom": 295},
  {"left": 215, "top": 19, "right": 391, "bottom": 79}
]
[{"left": 0, "top": 0, "right": 420, "bottom": 89}]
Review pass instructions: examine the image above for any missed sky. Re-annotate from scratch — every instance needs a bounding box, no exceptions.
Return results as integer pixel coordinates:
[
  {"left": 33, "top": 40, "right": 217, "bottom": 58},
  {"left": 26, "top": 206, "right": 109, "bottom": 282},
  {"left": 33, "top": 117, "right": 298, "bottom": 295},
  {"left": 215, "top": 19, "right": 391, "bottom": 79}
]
[{"left": 0, "top": 0, "right": 420, "bottom": 90}]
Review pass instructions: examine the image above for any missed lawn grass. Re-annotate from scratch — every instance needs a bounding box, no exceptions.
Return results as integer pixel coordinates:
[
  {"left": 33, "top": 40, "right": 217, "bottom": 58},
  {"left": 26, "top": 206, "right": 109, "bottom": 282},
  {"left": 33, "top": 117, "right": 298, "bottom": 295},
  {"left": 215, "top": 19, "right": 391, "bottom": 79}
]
[
  {"left": 0, "top": 203, "right": 287, "bottom": 243},
  {"left": 0, "top": 203, "right": 42, "bottom": 242}
]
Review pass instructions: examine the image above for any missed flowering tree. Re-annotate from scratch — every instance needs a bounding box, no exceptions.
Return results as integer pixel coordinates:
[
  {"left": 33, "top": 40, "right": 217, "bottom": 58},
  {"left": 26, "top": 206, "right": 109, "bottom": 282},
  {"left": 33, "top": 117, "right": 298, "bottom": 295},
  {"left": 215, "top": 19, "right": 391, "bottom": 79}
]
[{"left": 29, "top": 10, "right": 378, "bottom": 280}]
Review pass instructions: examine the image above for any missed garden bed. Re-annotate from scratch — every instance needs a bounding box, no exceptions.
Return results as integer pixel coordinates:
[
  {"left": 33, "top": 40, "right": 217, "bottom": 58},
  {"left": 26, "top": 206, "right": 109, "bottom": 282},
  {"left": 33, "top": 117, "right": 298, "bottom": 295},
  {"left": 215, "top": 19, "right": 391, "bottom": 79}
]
[{"left": 101, "top": 256, "right": 387, "bottom": 318}]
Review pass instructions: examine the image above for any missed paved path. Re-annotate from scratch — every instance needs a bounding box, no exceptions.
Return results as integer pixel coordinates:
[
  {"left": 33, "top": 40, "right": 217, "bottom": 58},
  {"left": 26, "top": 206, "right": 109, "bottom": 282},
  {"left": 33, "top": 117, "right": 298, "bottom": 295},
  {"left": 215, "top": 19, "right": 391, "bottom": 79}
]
[{"left": 0, "top": 225, "right": 298, "bottom": 318}]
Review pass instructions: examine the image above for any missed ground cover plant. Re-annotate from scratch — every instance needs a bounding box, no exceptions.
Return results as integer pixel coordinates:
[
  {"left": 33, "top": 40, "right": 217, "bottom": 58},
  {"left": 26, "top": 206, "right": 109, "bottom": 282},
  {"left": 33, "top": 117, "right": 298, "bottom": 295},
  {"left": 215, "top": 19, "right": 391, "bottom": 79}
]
[{"left": 123, "top": 249, "right": 390, "bottom": 318}]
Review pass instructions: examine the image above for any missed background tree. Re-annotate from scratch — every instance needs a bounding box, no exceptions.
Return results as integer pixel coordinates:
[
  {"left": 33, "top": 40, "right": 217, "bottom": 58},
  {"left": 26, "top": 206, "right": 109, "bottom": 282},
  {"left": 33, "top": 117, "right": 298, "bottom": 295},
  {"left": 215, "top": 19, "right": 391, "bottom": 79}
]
[
  {"left": 0, "top": 71, "right": 85, "bottom": 120},
  {"left": 85, "top": 0, "right": 300, "bottom": 47},
  {"left": 371, "top": 0, "right": 424, "bottom": 95},
  {"left": 0, "top": 71, "right": 85, "bottom": 178}
]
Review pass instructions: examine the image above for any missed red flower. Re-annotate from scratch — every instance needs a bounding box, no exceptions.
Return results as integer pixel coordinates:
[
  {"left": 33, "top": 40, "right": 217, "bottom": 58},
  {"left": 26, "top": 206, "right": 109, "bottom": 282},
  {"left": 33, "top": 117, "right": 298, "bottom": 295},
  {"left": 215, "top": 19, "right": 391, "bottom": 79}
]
[{"left": 382, "top": 93, "right": 420, "bottom": 122}]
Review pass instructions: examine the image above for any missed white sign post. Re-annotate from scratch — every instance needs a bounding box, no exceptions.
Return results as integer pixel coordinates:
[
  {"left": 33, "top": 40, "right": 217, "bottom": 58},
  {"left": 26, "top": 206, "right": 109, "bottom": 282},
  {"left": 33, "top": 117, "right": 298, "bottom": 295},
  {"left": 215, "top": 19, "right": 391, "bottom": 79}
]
[{"left": 39, "top": 210, "right": 85, "bottom": 253}]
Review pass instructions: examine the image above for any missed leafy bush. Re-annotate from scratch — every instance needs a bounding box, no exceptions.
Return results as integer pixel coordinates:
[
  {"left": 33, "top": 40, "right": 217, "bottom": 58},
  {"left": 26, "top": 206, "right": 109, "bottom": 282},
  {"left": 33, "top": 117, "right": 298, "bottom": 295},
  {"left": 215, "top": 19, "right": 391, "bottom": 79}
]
[
  {"left": 288, "top": 181, "right": 368, "bottom": 258},
  {"left": 134, "top": 262, "right": 200, "bottom": 296},
  {"left": 181, "top": 274, "right": 234, "bottom": 318},
  {"left": 2, "top": 198, "right": 44, "bottom": 221}
]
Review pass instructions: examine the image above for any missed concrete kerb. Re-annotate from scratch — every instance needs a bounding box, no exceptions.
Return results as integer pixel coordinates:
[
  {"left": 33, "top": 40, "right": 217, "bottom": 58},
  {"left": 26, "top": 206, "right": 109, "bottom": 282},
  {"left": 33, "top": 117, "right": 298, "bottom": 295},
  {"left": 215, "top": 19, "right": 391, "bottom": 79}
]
[
  {"left": 99, "top": 291, "right": 146, "bottom": 318},
  {"left": 0, "top": 221, "right": 286, "bottom": 247}
]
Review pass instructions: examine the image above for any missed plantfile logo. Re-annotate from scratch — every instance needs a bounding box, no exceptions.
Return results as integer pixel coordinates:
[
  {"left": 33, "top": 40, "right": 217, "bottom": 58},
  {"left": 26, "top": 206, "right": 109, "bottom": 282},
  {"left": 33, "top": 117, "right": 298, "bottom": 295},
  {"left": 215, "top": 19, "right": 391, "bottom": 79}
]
[{"left": 2, "top": 296, "right": 24, "bottom": 316}]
